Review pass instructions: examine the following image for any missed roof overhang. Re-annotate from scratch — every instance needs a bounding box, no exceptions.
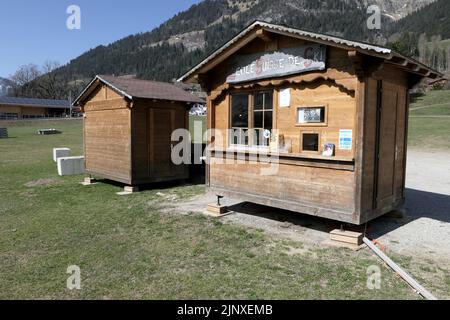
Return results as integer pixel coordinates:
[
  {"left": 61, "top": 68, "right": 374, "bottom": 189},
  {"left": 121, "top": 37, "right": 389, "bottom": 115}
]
[
  {"left": 72, "top": 75, "right": 132, "bottom": 106},
  {"left": 178, "top": 20, "right": 443, "bottom": 83}
]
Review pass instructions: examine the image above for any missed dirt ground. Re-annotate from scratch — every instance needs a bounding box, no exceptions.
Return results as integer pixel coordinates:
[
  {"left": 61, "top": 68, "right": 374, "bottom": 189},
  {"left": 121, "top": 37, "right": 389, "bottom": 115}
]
[{"left": 172, "top": 149, "right": 450, "bottom": 283}]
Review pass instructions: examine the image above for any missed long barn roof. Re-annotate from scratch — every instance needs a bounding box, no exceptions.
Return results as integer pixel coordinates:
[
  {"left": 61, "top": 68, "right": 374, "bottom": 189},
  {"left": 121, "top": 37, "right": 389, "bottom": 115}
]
[
  {"left": 73, "top": 75, "right": 204, "bottom": 106},
  {"left": 178, "top": 20, "right": 443, "bottom": 83},
  {"left": 0, "top": 96, "right": 70, "bottom": 109}
]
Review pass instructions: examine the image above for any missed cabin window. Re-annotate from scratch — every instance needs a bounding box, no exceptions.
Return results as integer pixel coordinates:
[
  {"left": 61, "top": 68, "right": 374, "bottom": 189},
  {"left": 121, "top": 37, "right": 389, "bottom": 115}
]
[
  {"left": 302, "top": 133, "right": 320, "bottom": 152},
  {"left": 297, "top": 106, "right": 326, "bottom": 125},
  {"left": 231, "top": 94, "right": 249, "bottom": 146},
  {"left": 253, "top": 91, "right": 273, "bottom": 146},
  {"left": 230, "top": 91, "right": 273, "bottom": 147}
]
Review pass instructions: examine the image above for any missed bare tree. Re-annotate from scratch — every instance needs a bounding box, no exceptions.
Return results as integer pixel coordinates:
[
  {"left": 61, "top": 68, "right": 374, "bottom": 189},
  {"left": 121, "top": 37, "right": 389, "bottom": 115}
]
[
  {"left": 9, "top": 64, "right": 41, "bottom": 97},
  {"left": 36, "top": 61, "right": 65, "bottom": 99},
  {"left": 417, "top": 33, "right": 428, "bottom": 65}
]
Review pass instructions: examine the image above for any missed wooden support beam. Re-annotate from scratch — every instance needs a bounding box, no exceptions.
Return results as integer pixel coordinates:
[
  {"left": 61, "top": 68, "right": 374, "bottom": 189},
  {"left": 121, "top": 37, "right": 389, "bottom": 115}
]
[
  {"left": 408, "top": 63, "right": 421, "bottom": 72},
  {"left": 256, "top": 28, "right": 273, "bottom": 42},
  {"left": 196, "top": 74, "right": 210, "bottom": 91},
  {"left": 391, "top": 56, "right": 409, "bottom": 66},
  {"left": 348, "top": 50, "right": 364, "bottom": 79}
]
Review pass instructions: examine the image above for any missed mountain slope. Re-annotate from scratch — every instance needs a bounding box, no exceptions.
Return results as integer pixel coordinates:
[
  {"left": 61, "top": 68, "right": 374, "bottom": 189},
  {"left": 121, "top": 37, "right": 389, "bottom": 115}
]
[
  {"left": 24, "top": 0, "right": 444, "bottom": 99},
  {"left": 0, "top": 78, "right": 13, "bottom": 96},
  {"left": 388, "top": 0, "right": 450, "bottom": 39}
]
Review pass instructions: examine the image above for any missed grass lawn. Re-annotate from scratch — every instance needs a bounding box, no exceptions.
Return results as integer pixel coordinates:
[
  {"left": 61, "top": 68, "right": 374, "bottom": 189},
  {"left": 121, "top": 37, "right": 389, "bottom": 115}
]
[
  {"left": 0, "top": 119, "right": 424, "bottom": 300},
  {"left": 409, "top": 90, "right": 450, "bottom": 150}
]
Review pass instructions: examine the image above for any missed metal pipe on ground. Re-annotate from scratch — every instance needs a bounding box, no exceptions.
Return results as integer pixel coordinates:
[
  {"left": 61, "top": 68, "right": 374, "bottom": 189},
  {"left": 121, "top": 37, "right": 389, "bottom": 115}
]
[{"left": 363, "top": 237, "right": 438, "bottom": 300}]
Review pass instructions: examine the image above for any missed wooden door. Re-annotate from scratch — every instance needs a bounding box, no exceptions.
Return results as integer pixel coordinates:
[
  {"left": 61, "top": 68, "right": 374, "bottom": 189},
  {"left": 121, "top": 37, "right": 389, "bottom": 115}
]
[
  {"left": 375, "top": 82, "right": 398, "bottom": 209},
  {"left": 150, "top": 109, "right": 173, "bottom": 177},
  {"left": 149, "top": 107, "right": 187, "bottom": 179}
]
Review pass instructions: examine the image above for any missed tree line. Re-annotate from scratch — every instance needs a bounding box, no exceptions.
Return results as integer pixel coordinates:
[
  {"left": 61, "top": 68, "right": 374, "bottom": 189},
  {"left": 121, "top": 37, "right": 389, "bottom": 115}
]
[{"left": 7, "top": 0, "right": 450, "bottom": 100}]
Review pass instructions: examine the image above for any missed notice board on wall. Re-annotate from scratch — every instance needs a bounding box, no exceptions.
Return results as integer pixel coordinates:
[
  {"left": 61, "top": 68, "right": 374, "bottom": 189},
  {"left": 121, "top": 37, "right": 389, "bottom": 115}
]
[{"left": 339, "top": 129, "right": 353, "bottom": 150}]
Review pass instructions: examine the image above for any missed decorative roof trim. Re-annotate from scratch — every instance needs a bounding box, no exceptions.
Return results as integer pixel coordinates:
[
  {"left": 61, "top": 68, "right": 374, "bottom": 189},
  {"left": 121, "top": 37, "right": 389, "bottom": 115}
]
[{"left": 178, "top": 20, "right": 443, "bottom": 83}]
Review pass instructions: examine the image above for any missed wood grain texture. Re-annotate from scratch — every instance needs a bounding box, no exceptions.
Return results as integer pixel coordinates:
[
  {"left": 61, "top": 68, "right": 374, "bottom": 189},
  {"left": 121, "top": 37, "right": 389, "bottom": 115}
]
[
  {"left": 198, "top": 32, "right": 413, "bottom": 224},
  {"left": 83, "top": 92, "right": 189, "bottom": 185}
]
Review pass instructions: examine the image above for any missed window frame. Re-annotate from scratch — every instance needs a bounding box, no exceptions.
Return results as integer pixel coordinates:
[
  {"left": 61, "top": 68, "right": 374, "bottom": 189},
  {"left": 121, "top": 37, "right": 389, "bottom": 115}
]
[
  {"left": 230, "top": 93, "right": 251, "bottom": 146},
  {"left": 295, "top": 105, "right": 328, "bottom": 127},
  {"left": 300, "top": 131, "right": 321, "bottom": 154},
  {"left": 229, "top": 90, "right": 274, "bottom": 148}
]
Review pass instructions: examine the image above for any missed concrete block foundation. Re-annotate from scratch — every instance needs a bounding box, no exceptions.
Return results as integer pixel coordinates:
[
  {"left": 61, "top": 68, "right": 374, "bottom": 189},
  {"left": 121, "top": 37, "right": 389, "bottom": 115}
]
[
  {"left": 53, "top": 148, "right": 71, "bottom": 162},
  {"left": 57, "top": 156, "right": 85, "bottom": 176}
]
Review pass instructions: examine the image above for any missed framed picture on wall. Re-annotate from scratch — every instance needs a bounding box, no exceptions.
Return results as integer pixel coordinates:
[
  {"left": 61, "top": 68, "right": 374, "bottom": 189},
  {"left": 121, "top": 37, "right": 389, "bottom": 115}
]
[
  {"left": 297, "top": 106, "right": 326, "bottom": 124},
  {"left": 322, "top": 143, "right": 335, "bottom": 157}
]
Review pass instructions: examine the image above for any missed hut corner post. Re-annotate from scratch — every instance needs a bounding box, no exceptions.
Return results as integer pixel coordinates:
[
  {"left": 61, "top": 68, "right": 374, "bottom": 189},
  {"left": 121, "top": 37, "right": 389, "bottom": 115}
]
[{"left": 350, "top": 51, "right": 367, "bottom": 225}]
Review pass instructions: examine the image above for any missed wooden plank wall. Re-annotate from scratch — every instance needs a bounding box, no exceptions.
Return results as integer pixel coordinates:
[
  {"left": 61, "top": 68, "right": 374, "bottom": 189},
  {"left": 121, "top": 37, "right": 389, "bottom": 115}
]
[
  {"left": 361, "top": 66, "right": 409, "bottom": 222},
  {"left": 132, "top": 100, "right": 188, "bottom": 183},
  {"left": 279, "top": 82, "right": 356, "bottom": 157},
  {"left": 210, "top": 160, "right": 356, "bottom": 215},
  {"left": 131, "top": 103, "right": 149, "bottom": 180},
  {"left": 209, "top": 36, "right": 358, "bottom": 158},
  {"left": 84, "top": 85, "right": 132, "bottom": 183},
  {"left": 206, "top": 35, "right": 359, "bottom": 220}
]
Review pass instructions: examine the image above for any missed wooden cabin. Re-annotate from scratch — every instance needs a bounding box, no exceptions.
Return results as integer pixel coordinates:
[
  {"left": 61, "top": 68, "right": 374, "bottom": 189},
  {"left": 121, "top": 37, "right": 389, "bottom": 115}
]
[
  {"left": 178, "top": 21, "right": 442, "bottom": 225},
  {"left": 73, "top": 75, "right": 203, "bottom": 186}
]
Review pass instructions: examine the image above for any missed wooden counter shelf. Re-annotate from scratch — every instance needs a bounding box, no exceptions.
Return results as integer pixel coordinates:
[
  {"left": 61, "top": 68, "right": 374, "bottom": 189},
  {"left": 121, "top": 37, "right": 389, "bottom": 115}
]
[{"left": 210, "top": 148, "right": 355, "bottom": 171}]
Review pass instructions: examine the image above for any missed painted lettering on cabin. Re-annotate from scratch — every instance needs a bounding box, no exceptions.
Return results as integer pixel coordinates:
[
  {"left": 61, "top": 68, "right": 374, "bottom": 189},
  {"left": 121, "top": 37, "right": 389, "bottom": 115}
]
[{"left": 227, "top": 44, "right": 326, "bottom": 84}]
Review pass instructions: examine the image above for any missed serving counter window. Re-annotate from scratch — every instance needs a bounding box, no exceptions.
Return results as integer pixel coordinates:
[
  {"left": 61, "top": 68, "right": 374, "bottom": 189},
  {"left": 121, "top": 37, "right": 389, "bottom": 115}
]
[{"left": 230, "top": 91, "right": 274, "bottom": 147}]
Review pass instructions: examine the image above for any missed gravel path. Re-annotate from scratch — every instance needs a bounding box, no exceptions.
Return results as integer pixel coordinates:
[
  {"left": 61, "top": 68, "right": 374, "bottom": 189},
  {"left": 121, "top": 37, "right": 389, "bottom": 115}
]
[
  {"left": 175, "top": 149, "right": 450, "bottom": 264},
  {"left": 371, "top": 149, "right": 450, "bottom": 264}
]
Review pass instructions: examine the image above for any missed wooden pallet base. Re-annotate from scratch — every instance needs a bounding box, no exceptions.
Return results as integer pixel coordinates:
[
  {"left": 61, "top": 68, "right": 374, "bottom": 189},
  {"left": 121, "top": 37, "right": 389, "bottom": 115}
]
[
  {"left": 330, "top": 229, "right": 363, "bottom": 246},
  {"left": 81, "top": 177, "right": 97, "bottom": 186},
  {"left": 117, "top": 186, "right": 139, "bottom": 196},
  {"left": 207, "top": 204, "right": 229, "bottom": 216}
]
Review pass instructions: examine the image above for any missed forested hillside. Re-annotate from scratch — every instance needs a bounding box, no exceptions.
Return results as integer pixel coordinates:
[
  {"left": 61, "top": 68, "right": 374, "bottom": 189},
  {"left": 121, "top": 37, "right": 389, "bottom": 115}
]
[
  {"left": 9, "top": 0, "right": 448, "bottom": 99},
  {"left": 386, "top": 0, "right": 450, "bottom": 73},
  {"left": 388, "top": 0, "right": 450, "bottom": 40}
]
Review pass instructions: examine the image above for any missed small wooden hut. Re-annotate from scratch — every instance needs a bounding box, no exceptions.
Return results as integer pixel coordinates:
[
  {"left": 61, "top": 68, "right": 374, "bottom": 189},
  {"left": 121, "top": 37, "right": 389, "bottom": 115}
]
[
  {"left": 178, "top": 21, "right": 442, "bottom": 225},
  {"left": 73, "top": 75, "right": 203, "bottom": 186}
]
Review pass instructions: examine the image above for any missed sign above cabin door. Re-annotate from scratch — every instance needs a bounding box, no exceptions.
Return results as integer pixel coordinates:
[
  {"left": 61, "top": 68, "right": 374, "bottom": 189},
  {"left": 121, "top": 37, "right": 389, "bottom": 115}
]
[{"left": 226, "top": 44, "right": 327, "bottom": 84}]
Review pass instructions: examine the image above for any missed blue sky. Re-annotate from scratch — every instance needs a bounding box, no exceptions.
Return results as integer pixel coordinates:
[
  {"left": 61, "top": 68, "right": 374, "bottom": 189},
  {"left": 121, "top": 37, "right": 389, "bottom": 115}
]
[{"left": 0, "top": 0, "right": 201, "bottom": 78}]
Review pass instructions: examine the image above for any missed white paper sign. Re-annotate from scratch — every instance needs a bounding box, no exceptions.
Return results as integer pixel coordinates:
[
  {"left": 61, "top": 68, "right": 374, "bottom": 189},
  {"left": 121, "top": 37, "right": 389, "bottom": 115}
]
[
  {"left": 279, "top": 88, "right": 291, "bottom": 107},
  {"left": 339, "top": 130, "right": 353, "bottom": 150}
]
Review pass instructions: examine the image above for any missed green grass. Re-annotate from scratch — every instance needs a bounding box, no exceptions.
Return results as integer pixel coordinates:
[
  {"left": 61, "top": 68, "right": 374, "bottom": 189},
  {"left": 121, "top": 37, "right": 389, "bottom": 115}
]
[
  {"left": 410, "top": 90, "right": 450, "bottom": 109},
  {"left": 409, "top": 90, "right": 450, "bottom": 149},
  {"left": 0, "top": 119, "right": 436, "bottom": 300}
]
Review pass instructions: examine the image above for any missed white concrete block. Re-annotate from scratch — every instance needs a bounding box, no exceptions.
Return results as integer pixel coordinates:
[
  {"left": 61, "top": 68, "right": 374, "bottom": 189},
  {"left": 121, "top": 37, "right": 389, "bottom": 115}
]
[
  {"left": 57, "top": 156, "right": 85, "bottom": 176},
  {"left": 53, "top": 148, "right": 71, "bottom": 162}
]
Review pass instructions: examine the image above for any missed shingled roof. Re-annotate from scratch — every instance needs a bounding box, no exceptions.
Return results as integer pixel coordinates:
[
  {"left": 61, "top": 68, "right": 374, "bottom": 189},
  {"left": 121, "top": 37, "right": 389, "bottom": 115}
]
[
  {"left": 73, "top": 75, "right": 204, "bottom": 106},
  {"left": 0, "top": 96, "right": 70, "bottom": 109}
]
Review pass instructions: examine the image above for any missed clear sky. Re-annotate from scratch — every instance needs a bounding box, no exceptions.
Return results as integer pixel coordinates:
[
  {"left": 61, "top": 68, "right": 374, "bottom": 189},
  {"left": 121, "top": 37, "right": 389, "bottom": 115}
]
[{"left": 0, "top": 0, "right": 201, "bottom": 78}]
